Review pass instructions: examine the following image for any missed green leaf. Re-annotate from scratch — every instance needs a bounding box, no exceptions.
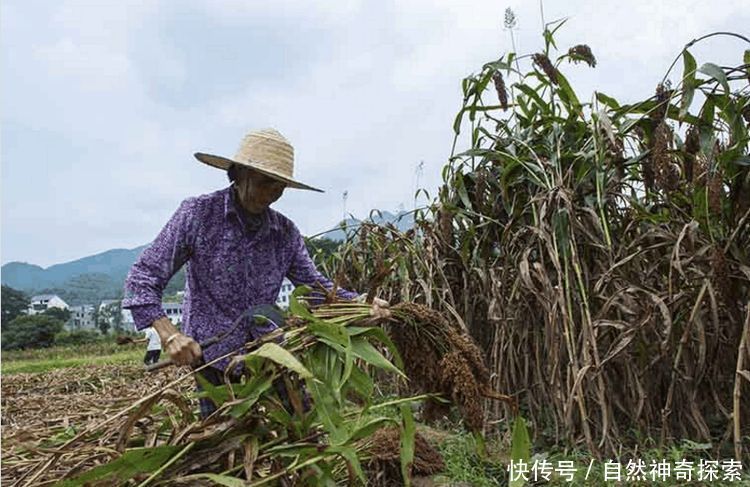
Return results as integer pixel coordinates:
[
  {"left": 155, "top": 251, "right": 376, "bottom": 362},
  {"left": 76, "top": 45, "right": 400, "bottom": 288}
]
[
  {"left": 400, "top": 403, "right": 416, "bottom": 487},
  {"left": 289, "top": 285, "right": 316, "bottom": 321},
  {"left": 700, "top": 96, "right": 716, "bottom": 131},
  {"left": 184, "top": 474, "right": 247, "bottom": 487},
  {"left": 248, "top": 343, "right": 312, "bottom": 379},
  {"left": 596, "top": 92, "right": 620, "bottom": 110},
  {"left": 195, "top": 373, "right": 230, "bottom": 407},
  {"left": 351, "top": 337, "right": 406, "bottom": 378},
  {"left": 733, "top": 155, "right": 750, "bottom": 166},
  {"left": 328, "top": 445, "right": 367, "bottom": 484},
  {"left": 680, "top": 50, "right": 697, "bottom": 119},
  {"left": 346, "top": 363, "right": 374, "bottom": 400},
  {"left": 371, "top": 394, "right": 444, "bottom": 410},
  {"left": 453, "top": 107, "right": 466, "bottom": 135},
  {"left": 699, "top": 62, "right": 730, "bottom": 93},
  {"left": 308, "top": 379, "right": 346, "bottom": 444},
  {"left": 347, "top": 326, "right": 404, "bottom": 369},
  {"left": 310, "top": 320, "right": 354, "bottom": 391},
  {"left": 58, "top": 445, "right": 183, "bottom": 486},
  {"left": 475, "top": 69, "right": 495, "bottom": 100},
  {"left": 515, "top": 83, "right": 550, "bottom": 115},
  {"left": 230, "top": 376, "right": 273, "bottom": 418},
  {"left": 509, "top": 416, "right": 531, "bottom": 487},
  {"left": 264, "top": 442, "right": 320, "bottom": 457},
  {"left": 349, "top": 416, "right": 397, "bottom": 442},
  {"left": 308, "top": 321, "right": 349, "bottom": 347},
  {"left": 455, "top": 172, "right": 473, "bottom": 210},
  {"left": 473, "top": 430, "right": 487, "bottom": 458},
  {"left": 556, "top": 71, "right": 581, "bottom": 116}
]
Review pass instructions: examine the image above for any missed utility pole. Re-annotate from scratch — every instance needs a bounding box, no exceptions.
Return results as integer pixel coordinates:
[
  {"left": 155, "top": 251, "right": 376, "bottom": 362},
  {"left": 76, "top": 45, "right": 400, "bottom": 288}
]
[
  {"left": 342, "top": 190, "right": 348, "bottom": 223},
  {"left": 414, "top": 160, "right": 424, "bottom": 210}
]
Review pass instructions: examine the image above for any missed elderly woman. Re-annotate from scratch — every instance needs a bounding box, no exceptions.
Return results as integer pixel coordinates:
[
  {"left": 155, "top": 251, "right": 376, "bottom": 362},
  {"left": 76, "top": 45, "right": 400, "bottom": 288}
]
[{"left": 123, "top": 128, "right": 388, "bottom": 416}]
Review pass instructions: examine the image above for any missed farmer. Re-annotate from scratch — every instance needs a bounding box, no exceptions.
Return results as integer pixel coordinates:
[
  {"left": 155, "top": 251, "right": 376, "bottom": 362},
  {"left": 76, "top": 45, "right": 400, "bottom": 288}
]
[
  {"left": 141, "top": 326, "right": 162, "bottom": 365},
  {"left": 123, "top": 128, "right": 389, "bottom": 416}
]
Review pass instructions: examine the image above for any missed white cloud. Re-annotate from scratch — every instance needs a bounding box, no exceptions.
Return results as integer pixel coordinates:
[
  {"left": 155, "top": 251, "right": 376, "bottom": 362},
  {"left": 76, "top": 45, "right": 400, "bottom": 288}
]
[
  {"left": 197, "top": 0, "right": 365, "bottom": 26},
  {"left": 34, "top": 38, "right": 134, "bottom": 92},
  {"left": 2, "top": 0, "right": 749, "bottom": 267}
]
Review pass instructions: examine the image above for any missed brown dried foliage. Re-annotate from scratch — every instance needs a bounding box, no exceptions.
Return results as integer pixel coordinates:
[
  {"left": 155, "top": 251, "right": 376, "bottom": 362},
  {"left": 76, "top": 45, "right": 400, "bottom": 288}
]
[
  {"left": 651, "top": 82, "right": 672, "bottom": 127},
  {"left": 693, "top": 152, "right": 708, "bottom": 187},
  {"left": 322, "top": 38, "right": 750, "bottom": 465},
  {"left": 708, "top": 166, "right": 724, "bottom": 216},
  {"left": 364, "top": 427, "right": 445, "bottom": 486},
  {"left": 684, "top": 125, "right": 700, "bottom": 183},
  {"left": 1, "top": 365, "right": 190, "bottom": 485},
  {"left": 437, "top": 206, "right": 453, "bottom": 245},
  {"left": 710, "top": 246, "right": 731, "bottom": 305},
  {"left": 653, "top": 122, "right": 679, "bottom": 191}
]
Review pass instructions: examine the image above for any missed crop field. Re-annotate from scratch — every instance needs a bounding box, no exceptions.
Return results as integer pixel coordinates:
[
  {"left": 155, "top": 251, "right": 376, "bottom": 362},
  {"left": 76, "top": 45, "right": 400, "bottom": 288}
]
[{"left": 1, "top": 24, "right": 749, "bottom": 486}]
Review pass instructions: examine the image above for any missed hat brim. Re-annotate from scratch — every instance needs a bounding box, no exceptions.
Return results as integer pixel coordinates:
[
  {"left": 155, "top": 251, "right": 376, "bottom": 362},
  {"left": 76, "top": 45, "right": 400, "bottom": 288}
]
[{"left": 194, "top": 152, "right": 324, "bottom": 193}]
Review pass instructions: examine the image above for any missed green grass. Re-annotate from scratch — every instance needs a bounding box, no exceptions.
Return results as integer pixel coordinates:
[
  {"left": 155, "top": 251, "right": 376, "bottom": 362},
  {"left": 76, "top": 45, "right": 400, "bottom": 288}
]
[
  {"left": 433, "top": 431, "right": 508, "bottom": 486},
  {"left": 432, "top": 430, "right": 750, "bottom": 486},
  {"left": 3, "top": 342, "right": 747, "bottom": 486},
  {"left": 1, "top": 342, "right": 143, "bottom": 374}
]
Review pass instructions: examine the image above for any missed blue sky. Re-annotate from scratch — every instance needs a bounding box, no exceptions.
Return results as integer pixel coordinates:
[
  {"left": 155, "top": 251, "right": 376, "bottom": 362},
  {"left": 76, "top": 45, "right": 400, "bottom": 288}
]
[{"left": 2, "top": 0, "right": 748, "bottom": 268}]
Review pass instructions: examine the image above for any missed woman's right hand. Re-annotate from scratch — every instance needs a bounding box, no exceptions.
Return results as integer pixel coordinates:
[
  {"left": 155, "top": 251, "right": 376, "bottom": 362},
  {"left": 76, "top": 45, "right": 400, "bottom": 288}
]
[
  {"left": 165, "top": 333, "right": 203, "bottom": 365},
  {"left": 153, "top": 317, "right": 202, "bottom": 366}
]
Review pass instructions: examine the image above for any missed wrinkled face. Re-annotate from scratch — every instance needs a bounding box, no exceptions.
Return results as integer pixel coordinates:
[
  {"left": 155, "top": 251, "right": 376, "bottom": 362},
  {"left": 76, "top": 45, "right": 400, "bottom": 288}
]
[{"left": 234, "top": 167, "right": 286, "bottom": 214}]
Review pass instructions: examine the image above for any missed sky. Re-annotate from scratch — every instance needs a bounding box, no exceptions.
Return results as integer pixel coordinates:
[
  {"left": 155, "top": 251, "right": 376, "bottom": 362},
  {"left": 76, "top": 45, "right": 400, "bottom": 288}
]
[{"left": 2, "top": 0, "right": 748, "bottom": 268}]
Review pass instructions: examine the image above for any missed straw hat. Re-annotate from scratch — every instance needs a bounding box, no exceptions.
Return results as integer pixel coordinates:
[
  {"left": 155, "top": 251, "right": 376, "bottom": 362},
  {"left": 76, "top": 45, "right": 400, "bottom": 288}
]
[{"left": 194, "top": 128, "right": 323, "bottom": 192}]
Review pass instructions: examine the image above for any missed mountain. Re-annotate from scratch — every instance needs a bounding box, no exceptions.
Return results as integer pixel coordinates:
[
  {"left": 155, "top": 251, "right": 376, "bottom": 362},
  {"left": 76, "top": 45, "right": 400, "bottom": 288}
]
[
  {"left": 1, "top": 210, "right": 415, "bottom": 305},
  {"left": 1, "top": 246, "right": 148, "bottom": 305},
  {"left": 322, "top": 211, "right": 415, "bottom": 242},
  {"left": 2, "top": 246, "right": 147, "bottom": 292}
]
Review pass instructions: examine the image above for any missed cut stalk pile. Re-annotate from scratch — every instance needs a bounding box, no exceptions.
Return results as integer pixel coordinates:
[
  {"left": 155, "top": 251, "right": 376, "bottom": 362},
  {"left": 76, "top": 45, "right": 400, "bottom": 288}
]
[{"left": 3, "top": 294, "right": 500, "bottom": 485}]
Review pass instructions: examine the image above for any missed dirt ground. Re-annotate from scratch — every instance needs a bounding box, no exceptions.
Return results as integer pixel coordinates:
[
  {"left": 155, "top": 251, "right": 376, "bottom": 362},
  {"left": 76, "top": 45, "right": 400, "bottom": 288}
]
[{"left": 1, "top": 364, "right": 191, "bottom": 485}]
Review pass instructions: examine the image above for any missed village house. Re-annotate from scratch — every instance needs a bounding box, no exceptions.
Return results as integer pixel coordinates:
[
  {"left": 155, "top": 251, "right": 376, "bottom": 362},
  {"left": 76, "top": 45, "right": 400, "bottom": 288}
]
[
  {"left": 162, "top": 302, "right": 183, "bottom": 325},
  {"left": 27, "top": 294, "right": 69, "bottom": 315},
  {"left": 122, "top": 308, "right": 135, "bottom": 329},
  {"left": 67, "top": 305, "right": 96, "bottom": 331},
  {"left": 122, "top": 278, "right": 295, "bottom": 332},
  {"left": 275, "top": 278, "right": 294, "bottom": 309}
]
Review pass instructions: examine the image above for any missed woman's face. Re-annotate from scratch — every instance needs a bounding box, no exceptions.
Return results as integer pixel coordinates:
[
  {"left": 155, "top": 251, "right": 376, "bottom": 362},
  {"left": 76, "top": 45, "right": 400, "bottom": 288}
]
[{"left": 234, "top": 167, "right": 286, "bottom": 214}]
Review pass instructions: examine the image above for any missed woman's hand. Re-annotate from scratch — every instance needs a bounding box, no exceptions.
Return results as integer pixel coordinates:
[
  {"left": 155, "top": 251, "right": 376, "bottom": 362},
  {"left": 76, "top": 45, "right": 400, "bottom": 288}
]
[
  {"left": 152, "top": 317, "right": 202, "bottom": 366},
  {"left": 370, "top": 297, "right": 391, "bottom": 320}
]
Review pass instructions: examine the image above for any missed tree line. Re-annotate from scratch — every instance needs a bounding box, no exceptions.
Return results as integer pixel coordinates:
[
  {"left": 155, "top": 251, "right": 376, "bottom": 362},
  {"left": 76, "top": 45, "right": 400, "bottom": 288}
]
[
  {"left": 1, "top": 239, "right": 341, "bottom": 350},
  {"left": 1, "top": 285, "right": 120, "bottom": 350}
]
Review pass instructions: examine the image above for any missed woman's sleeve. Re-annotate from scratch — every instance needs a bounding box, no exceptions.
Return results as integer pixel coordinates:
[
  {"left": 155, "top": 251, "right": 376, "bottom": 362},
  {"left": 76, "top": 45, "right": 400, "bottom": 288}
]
[{"left": 122, "top": 199, "right": 195, "bottom": 329}]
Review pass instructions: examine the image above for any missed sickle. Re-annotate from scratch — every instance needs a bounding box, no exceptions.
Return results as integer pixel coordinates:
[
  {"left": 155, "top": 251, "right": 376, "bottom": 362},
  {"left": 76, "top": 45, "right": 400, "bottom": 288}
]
[{"left": 145, "top": 308, "right": 255, "bottom": 373}]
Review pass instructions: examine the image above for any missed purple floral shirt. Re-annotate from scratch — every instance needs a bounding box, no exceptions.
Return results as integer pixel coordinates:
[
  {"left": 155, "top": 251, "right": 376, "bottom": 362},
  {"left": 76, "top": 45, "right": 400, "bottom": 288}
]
[{"left": 123, "top": 186, "right": 357, "bottom": 369}]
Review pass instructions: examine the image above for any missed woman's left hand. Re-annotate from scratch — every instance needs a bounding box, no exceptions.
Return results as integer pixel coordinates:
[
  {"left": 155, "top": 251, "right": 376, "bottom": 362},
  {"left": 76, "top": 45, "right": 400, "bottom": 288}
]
[{"left": 370, "top": 297, "right": 391, "bottom": 320}]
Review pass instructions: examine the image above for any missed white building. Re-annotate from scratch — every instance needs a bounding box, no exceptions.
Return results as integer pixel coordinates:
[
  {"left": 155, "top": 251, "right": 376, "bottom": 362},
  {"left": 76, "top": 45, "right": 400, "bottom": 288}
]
[
  {"left": 99, "top": 299, "right": 119, "bottom": 311},
  {"left": 28, "top": 294, "right": 69, "bottom": 315},
  {"left": 162, "top": 302, "right": 183, "bottom": 325},
  {"left": 120, "top": 280, "right": 293, "bottom": 330},
  {"left": 122, "top": 308, "right": 135, "bottom": 329},
  {"left": 98, "top": 299, "right": 126, "bottom": 332},
  {"left": 67, "top": 305, "right": 96, "bottom": 331},
  {"left": 275, "top": 278, "right": 294, "bottom": 309}
]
